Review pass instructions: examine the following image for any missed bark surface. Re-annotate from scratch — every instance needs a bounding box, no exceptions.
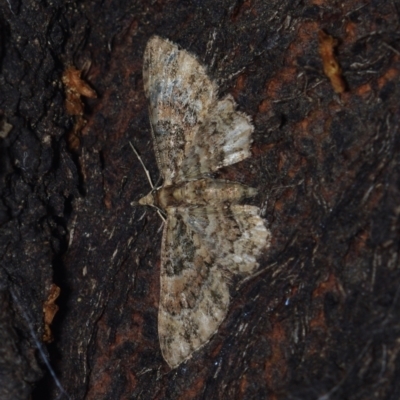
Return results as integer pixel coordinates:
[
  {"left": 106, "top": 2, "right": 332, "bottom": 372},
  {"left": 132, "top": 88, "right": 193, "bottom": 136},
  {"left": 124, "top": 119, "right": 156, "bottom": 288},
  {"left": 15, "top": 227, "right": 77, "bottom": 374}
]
[{"left": 0, "top": 0, "right": 399, "bottom": 399}]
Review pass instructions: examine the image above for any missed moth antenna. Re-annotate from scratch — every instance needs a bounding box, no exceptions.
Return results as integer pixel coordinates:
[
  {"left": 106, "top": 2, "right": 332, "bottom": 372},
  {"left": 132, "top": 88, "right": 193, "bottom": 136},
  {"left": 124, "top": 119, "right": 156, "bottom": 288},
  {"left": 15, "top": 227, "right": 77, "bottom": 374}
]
[
  {"left": 155, "top": 208, "right": 167, "bottom": 223},
  {"left": 129, "top": 141, "right": 155, "bottom": 190},
  {"left": 129, "top": 141, "right": 166, "bottom": 223},
  {"left": 153, "top": 175, "right": 163, "bottom": 190}
]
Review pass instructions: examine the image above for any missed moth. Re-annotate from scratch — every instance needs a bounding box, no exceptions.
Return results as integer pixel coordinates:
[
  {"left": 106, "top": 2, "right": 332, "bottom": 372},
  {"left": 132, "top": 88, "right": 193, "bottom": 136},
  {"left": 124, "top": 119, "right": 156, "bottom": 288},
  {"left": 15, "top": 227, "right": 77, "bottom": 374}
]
[{"left": 138, "top": 35, "right": 271, "bottom": 368}]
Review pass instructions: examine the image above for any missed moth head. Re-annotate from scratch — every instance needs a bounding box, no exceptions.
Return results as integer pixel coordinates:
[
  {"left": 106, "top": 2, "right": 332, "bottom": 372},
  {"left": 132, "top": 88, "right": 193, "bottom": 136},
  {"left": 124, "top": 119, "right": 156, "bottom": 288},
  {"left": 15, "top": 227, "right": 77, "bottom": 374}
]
[{"left": 138, "top": 191, "right": 155, "bottom": 206}]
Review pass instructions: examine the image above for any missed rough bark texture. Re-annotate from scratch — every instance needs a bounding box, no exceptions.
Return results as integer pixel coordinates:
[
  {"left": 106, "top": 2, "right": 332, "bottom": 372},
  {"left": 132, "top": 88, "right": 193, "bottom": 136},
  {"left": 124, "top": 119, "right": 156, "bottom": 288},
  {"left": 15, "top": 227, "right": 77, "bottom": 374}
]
[{"left": 1, "top": 0, "right": 399, "bottom": 399}]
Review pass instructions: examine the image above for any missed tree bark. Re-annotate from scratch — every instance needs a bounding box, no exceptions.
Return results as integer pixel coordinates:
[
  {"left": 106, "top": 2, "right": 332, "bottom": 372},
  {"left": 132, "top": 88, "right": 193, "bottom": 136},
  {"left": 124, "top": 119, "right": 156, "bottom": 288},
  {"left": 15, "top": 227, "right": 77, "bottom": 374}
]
[{"left": 1, "top": 0, "right": 399, "bottom": 399}]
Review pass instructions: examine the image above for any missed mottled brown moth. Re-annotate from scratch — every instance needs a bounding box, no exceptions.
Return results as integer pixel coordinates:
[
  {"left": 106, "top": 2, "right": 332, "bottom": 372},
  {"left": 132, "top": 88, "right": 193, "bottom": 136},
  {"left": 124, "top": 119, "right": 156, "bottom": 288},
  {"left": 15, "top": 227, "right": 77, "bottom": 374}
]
[{"left": 138, "top": 36, "right": 270, "bottom": 368}]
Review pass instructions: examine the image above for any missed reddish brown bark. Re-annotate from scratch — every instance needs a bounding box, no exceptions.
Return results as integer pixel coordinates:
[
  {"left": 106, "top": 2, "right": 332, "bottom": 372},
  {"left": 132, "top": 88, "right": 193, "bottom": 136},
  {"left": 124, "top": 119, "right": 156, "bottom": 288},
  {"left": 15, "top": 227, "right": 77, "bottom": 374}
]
[{"left": 0, "top": 0, "right": 399, "bottom": 399}]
